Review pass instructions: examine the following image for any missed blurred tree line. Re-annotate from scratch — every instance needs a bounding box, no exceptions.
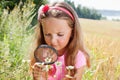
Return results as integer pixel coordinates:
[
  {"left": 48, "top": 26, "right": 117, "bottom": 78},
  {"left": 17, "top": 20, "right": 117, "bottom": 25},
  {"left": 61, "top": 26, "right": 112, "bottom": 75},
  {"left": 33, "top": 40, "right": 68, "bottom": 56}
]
[
  {"left": 65, "top": 0, "right": 102, "bottom": 20},
  {"left": 0, "top": 0, "right": 102, "bottom": 28}
]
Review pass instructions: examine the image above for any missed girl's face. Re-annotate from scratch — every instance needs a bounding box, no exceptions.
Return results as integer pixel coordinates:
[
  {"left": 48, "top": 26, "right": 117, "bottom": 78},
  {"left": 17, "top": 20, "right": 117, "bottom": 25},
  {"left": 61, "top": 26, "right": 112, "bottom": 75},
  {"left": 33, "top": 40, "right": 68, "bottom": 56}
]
[{"left": 42, "top": 18, "right": 72, "bottom": 54}]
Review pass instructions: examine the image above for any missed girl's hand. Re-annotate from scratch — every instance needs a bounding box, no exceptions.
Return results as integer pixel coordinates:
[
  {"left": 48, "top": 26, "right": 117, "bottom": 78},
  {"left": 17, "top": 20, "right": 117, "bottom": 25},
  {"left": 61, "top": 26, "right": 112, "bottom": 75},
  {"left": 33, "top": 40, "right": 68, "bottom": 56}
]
[
  {"left": 32, "top": 63, "right": 47, "bottom": 80},
  {"left": 62, "top": 77, "right": 76, "bottom": 80}
]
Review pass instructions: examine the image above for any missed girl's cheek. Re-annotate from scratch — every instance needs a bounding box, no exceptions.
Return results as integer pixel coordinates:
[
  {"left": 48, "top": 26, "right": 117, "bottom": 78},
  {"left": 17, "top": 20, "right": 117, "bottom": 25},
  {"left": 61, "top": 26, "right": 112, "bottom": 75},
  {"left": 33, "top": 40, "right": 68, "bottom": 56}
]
[
  {"left": 58, "top": 38, "right": 66, "bottom": 43},
  {"left": 45, "top": 38, "right": 51, "bottom": 44}
]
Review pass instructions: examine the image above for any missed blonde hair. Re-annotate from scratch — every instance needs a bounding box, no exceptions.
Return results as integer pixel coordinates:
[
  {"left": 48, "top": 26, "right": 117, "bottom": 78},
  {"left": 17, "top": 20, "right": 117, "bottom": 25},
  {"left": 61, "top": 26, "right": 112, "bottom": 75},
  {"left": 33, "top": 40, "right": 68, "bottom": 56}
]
[{"left": 30, "top": 1, "right": 90, "bottom": 76}]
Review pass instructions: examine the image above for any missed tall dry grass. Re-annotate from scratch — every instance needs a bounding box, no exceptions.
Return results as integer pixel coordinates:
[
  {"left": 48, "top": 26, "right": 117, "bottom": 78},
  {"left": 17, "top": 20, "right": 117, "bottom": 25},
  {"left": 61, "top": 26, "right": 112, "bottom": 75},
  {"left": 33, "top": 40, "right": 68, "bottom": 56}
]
[{"left": 80, "top": 18, "right": 120, "bottom": 80}]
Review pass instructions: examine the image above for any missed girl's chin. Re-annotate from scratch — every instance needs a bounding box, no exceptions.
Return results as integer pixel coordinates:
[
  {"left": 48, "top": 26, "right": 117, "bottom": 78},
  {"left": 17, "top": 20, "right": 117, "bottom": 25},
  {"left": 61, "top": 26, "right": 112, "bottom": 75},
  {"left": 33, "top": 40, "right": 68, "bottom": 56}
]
[
  {"left": 55, "top": 47, "right": 66, "bottom": 53},
  {"left": 58, "top": 49, "right": 66, "bottom": 55},
  {"left": 57, "top": 49, "right": 64, "bottom": 52}
]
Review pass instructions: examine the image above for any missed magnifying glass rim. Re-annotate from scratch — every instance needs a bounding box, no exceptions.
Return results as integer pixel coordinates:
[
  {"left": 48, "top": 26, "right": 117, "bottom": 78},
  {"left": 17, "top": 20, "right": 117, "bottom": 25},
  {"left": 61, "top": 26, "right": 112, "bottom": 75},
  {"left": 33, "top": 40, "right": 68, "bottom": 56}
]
[{"left": 34, "top": 44, "right": 58, "bottom": 65}]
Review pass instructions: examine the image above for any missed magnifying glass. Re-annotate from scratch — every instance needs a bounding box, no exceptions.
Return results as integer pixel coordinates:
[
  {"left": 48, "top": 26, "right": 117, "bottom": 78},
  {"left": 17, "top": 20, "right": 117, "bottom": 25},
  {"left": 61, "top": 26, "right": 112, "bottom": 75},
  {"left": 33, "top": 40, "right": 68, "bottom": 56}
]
[{"left": 34, "top": 44, "right": 58, "bottom": 65}]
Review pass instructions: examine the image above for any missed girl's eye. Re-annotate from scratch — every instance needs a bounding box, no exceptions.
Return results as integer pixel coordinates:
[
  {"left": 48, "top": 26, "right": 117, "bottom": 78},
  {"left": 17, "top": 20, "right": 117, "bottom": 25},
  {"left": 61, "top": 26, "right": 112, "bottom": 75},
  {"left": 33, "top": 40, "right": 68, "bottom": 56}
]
[
  {"left": 45, "top": 34, "right": 51, "bottom": 37},
  {"left": 58, "top": 34, "right": 64, "bottom": 36}
]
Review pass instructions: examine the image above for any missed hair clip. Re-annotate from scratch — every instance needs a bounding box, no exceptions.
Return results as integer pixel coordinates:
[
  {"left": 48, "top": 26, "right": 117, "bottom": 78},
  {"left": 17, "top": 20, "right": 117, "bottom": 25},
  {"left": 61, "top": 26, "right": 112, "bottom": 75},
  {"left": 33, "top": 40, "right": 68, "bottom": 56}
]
[
  {"left": 38, "top": 5, "right": 49, "bottom": 20},
  {"left": 42, "top": 5, "right": 49, "bottom": 14}
]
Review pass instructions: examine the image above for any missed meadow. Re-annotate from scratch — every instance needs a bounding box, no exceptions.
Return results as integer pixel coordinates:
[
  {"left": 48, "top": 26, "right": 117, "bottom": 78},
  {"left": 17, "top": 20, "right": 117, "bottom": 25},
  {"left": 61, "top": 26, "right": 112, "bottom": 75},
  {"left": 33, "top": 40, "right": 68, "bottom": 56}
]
[
  {"left": 0, "top": 3, "right": 120, "bottom": 80},
  {"left": 80, "top": 18, "right": 120, "bottom": 80}
]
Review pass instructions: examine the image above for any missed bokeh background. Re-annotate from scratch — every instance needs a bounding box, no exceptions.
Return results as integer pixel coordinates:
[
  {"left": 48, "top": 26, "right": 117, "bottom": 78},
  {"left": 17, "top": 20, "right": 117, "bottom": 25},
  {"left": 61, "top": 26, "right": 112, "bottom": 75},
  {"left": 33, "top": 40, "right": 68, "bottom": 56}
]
[{"left": 0, "top": 0, "right": 120, "bottom": 80}]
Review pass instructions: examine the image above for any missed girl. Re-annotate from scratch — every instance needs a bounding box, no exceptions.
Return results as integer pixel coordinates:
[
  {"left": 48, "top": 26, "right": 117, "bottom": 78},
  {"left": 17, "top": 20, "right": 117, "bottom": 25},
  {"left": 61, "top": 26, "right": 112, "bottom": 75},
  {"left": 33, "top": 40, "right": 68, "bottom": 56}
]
[{"left": 30, "top": 2, "right": 90, "bottom": 80}]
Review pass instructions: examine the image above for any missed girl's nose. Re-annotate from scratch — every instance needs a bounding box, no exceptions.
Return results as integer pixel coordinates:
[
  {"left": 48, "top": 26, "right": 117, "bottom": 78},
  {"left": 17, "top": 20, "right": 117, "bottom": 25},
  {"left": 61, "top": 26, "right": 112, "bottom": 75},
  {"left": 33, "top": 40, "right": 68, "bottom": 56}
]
[{"left": 51, "top": 36, "right": 57, "bottom": 45}]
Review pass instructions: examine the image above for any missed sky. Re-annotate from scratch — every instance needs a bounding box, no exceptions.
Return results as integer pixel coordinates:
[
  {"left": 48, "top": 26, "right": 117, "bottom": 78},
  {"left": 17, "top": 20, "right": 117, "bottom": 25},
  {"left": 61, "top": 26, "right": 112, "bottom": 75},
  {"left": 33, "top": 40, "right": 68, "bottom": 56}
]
[{"left": 49, "top": 0, "right": 120, "bottom": 11}]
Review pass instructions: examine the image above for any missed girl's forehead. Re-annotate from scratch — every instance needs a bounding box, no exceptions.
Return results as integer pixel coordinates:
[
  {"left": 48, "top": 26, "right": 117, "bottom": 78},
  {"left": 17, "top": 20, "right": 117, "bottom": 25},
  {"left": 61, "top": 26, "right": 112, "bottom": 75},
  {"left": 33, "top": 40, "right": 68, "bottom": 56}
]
[
  {"left": 42, "top": 17, "right": 67, "bottom": 24},
  {"left": 42, "top": 18, "right": 72, "bottom": 32}
]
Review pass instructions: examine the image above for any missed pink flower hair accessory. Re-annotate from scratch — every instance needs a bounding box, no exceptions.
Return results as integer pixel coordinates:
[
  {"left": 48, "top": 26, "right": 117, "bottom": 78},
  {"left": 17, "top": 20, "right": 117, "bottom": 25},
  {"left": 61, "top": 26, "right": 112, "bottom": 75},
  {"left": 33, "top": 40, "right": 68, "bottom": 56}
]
[
  {"left": 38, "top": 5, "right": 49, "bottom": 20},
  {"left": 42, "top": 5, "right": 49, "bottom": 13}
]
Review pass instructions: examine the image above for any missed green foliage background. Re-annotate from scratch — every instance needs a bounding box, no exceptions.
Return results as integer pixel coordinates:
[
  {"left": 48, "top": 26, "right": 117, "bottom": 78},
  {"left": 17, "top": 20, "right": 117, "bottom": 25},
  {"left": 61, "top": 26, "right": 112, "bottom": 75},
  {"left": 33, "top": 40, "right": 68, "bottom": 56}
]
[{"left": 0, "top": 1, "right": 46, "bottom": 80}]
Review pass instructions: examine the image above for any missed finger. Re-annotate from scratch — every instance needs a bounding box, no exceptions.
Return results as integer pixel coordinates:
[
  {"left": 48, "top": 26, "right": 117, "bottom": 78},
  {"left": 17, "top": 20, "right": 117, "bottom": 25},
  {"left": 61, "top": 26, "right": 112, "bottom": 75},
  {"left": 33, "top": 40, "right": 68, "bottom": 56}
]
[
  {"left": 33, "top": 70, "right": 47, "bottom": 78},
  {"left": 32, "top": 62, "right": 47, "bottom": 78},
  {"left": 35, "top": 62, "right": 44, "bottom": 67},
  {"left": 32, "top": 65, "right": 44, "bottom": 74},
  {"left": 33, "top": 66, "right": 43, "bottom": 74},
  {"left": 33, "top": 63, "right": 43, "bottom": 70},
  {"left": 32, "top": 69, "right": 43, "bottom": 77}
]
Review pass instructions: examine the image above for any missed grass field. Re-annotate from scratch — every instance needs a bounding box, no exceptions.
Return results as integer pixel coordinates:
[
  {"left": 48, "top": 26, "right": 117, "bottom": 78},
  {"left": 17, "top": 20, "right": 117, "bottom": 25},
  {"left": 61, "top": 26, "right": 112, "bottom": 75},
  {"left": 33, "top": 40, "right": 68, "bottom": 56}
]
[
  {"left": 80, "top": 18, "right": 120, "bottom": 80},
  {"left": 0, "top": 3, "right": 120, "bottom": 79}
]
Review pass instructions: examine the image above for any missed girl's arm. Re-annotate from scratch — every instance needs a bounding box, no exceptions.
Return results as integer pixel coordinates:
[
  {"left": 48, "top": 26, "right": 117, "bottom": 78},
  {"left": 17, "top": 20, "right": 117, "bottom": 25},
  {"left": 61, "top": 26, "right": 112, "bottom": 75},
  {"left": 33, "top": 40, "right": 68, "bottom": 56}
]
[
  {"left": 74, "top": 66, "right": 85, "bottom": 80},
  {"left": 74, "top": 51, "right": 86, "bottom": 80}
]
